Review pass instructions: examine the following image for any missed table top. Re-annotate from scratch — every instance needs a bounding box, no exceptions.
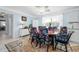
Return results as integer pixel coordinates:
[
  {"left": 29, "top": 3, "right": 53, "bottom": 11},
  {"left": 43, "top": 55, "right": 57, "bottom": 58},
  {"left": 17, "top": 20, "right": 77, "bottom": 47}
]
[{"left": 48, "top": 31, "right": 59, "bottom": 35}]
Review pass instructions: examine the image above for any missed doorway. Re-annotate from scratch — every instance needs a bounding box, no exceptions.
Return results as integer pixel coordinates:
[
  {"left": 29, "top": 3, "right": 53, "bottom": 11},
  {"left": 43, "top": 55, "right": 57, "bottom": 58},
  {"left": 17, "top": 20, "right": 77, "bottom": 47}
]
[
  {"left": 0, "top": 12, "right": 13, "bottom": 39},
  {"left": 0, "top": 13, "right": 7, "bottom": 37}
]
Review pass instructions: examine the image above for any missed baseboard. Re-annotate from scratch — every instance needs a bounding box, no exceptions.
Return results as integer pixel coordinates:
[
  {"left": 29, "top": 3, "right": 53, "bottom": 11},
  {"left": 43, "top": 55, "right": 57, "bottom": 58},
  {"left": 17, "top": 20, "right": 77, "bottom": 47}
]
[
  {"left": 20, "top": 34, "right": 30, "bottom": 37},
  {"left": 70, "top": 40, "right": 79, "bottom": 44}
]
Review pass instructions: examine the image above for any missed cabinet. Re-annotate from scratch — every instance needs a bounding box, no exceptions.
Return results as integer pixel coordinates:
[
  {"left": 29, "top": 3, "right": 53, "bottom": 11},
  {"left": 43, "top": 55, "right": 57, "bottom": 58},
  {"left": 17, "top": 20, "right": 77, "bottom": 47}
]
[{"left": 20, "top": 28, "right": 29, "bottom": 36}]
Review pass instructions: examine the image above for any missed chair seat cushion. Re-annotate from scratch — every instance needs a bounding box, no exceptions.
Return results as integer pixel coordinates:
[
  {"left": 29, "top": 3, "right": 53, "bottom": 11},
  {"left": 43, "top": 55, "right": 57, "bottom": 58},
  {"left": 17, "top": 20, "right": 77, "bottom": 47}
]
[{"left": 55, "top": 39, "right": 68, "bottom": 44}]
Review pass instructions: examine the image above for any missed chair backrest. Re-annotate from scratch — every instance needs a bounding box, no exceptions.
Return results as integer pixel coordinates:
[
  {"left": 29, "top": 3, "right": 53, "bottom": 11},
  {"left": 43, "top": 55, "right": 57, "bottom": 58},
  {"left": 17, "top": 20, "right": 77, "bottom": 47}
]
[
  {"left": 67, "top": 31, "right": 74, "bottom": 42},
  {"left": 60, "top": 26, "right": 67, "bottom": 34},
  {"left": 31, "top": 27, "right": 37, "bottom": 35},
  {"left": 42, "top": 28, "right": 48, "bottom": 36},
  {"left": 48, "top": 27, "right": 53, "bottom": 30},
  {"left": 53, "top": 27, "right": 57, "bottom": 29},
  {"left": 38, "top": 26, "right": 43, "bottom": 32}
]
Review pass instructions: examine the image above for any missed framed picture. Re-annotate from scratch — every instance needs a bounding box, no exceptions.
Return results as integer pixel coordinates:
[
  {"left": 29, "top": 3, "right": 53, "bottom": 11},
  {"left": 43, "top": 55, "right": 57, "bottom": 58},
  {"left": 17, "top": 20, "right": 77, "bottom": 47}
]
[{"left": 21, "top": 16, "right": 27, "bottom": 21}]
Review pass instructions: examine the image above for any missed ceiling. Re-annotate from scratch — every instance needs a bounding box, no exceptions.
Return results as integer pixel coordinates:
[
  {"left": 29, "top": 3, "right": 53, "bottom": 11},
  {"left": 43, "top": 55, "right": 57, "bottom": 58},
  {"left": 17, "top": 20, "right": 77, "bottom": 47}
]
[{"left": 3, "top": 6, "right": 79, "bottom": 16}]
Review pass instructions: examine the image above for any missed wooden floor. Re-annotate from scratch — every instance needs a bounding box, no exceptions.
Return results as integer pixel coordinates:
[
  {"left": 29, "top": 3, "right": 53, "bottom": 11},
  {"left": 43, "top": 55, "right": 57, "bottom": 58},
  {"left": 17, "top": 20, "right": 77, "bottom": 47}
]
[{"left": 5, "top": 36, "right": 79, "bottom": 52}]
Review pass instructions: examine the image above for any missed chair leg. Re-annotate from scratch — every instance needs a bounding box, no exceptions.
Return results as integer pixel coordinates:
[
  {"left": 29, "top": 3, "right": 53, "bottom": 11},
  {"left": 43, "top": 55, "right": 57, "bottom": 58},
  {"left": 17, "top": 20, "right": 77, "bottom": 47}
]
[
  {"left": 65, "top": 44, "right": 68, "bottom": 52},
  {"left": 31, "top": 38, "right": 34, "bottom": 45},
  {"left": 55, "top": 42, "right": 58, "bottom": 50},
  {"left": 36, "top": 42, "right": 38, "bottom": 47},
  {"left": 52, "top": 40, "right": 54, "bottom": 50},
  {"left": 29, "top": 36, "right": 31, "bottom": 40},
  {"left": 68, "top": 43, "right": 73, "bottom": 52},
  {"left": 31, "top": 39, "right": 33, "bottom": 44},
  {"left": 39, "top": 42, "right": 41, "bottom": 48}
]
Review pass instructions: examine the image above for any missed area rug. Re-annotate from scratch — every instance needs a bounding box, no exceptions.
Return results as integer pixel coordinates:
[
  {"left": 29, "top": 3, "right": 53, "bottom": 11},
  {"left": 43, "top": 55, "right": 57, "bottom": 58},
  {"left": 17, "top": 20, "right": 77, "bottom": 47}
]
[{"left": 5, "top": 37, "right": 79, "bottom": 52}]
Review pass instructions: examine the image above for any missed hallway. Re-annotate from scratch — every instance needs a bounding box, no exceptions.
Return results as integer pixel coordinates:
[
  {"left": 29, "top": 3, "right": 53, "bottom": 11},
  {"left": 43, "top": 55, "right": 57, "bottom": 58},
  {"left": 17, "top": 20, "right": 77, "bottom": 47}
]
[{"left": 0, "top": 31, "right": 19, "bottom": 52}]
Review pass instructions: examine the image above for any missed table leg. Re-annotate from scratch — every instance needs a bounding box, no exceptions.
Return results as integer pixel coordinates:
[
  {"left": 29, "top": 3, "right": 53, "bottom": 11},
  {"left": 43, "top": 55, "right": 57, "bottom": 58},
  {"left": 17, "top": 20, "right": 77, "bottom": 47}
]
[
  {"left": 47, "top": 44, "right": 49, "bottom": 52},
  {"left": 52, "top": 35, "right": 56, "bottom": 50},
  {"left": 52, "top": 40, "right": 54, "bottom": 50}
]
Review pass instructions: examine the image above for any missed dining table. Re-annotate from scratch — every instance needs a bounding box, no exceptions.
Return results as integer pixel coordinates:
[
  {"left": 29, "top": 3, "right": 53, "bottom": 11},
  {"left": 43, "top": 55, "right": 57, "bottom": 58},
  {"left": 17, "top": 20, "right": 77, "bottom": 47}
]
[{"left": 46, "top": 31, "right": 59, "bottom": 52}]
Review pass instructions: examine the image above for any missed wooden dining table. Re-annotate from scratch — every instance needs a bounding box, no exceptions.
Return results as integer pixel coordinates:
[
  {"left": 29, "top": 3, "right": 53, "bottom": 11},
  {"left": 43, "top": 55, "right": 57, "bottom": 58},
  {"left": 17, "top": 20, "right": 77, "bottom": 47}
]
[{"left": 46, "top": 31, "right": 59, "bottom": 51}]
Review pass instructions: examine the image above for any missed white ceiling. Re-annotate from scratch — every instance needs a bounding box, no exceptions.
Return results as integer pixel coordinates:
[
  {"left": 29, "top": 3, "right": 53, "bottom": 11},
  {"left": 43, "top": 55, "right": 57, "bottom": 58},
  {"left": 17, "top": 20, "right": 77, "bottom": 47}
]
[{"left": 3, "top": 6, "right": 79, "bottom": 16}]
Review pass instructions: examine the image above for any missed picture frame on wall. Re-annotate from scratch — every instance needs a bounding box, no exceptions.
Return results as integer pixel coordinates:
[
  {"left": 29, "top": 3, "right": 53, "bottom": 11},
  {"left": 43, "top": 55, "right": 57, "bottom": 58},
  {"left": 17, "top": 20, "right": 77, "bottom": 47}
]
[{"left": 21, "top": 16, "right": 27, "bottom": 21}]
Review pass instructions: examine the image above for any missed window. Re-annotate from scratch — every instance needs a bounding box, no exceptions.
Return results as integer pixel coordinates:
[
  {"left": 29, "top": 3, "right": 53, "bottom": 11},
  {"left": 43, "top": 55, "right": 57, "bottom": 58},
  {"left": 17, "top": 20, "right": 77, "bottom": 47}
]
[
  {"left": 42, "top": 17, "right": 51, "bottom": 27},
  {"left": 42, "top": 15, "right": 63, "bottom": 28}
]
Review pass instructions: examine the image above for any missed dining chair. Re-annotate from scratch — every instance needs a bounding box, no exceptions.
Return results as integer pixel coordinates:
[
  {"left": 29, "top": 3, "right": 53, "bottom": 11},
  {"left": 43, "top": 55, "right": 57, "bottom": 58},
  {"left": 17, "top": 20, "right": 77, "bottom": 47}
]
[
  {"left": 60, "top": 26, "right": 67, "bottom": 33},
  {"left": 38, "top": 30, "right": 45, "bottom": 48},
  {"left": 39, "top": 28, "right": 52, "bottom": 51},
  {"left": 31, "top": 27, "right": 39, "bottom": 45},
  {"left": 37, "top": 28, "right": 48, "bottom": 48},
  {"left": 55, "top": 31, "right": 74, "bottom": 52}
]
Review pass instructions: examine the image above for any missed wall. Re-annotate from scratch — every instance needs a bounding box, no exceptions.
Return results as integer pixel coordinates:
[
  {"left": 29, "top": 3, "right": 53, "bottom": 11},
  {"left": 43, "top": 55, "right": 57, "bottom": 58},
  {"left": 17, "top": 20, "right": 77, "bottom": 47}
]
[
  {"left": 38, "top": 17, "right": 43, "bottom": 26},
  {"left": 12, "top": 13, "right": 34, "bottom": 38},
  {"left": 6, "top": 14, "right": 13, "bottom": 37},
  {"left": 31, "top": 16, "right": 43, "bottom": 27},
  {"left": 12, "top": 14, "right": 20, "bottom": 38},
  {"left": 0, "top": 7, "right": 36, "bottom": 38},
  {"left": 63, "top": 10, "right": 79, "bottom": 27},
  {"left": 63, "top": 9, "right": 79, "bottom": 43}
]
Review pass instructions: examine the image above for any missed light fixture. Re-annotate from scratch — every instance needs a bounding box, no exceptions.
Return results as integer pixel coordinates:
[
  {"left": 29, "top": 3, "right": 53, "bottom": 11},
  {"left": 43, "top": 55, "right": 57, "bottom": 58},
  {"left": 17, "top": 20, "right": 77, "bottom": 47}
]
[
  {"left": 35, "top": 6, "right": 50, "bottom": 13},
  {"left": 36, "top": 6, "right": 48, "bottom": 8}
]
